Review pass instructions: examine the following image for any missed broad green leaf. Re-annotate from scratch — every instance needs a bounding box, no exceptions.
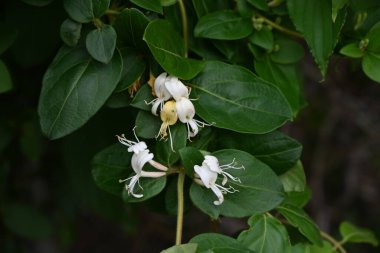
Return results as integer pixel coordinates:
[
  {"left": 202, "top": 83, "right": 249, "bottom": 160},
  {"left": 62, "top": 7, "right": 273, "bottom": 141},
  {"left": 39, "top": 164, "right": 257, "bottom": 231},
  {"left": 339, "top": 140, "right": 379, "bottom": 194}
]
[
  {"left": 216, "top": 131, "right": 302, "bottom": 174},
  {"left": 192, "top": 0, "right": 232, "bottom": 18},
  {"left": 188, "top": 127, "right": 216, "bottom": 150},
  {"left": 194, "top": 10, "right": 253, "bottom": 40},
  {"left": 190, "top": 233, "right": 254, "bottom": 252},
  {"left": 144, "top": 20, "right": 205, "bottom": 80},
  {"left": 161, "top": 243, "right": 198, "bottom": 253},
  {"left": 22, "top": 0, "right": 53, "bottom": 7},
  {"left": 135, "top": 110, "right": 161, "bottom": 139},
  {"left": 122, "top": 174, "right": 167, "bottom": 202},
  {"left": 247, "top": 0, "right": 268, "bottom": 11},
  {"left": 179, "top": 147, "right": 204, "bottom": 177},
  {"left": 115, "top": 48, "right": 145, "bottom": 92},
  {"left": 190, "top": 61, "right": 292, "bottom": 134},
  {"left": 238, "top": 214, "right": 291, "bottom": 253},
  {"left": 339, "top": 221, "right": 379, "bottom": 246},
  {"left": 92, "top": 144, "right": 132, "bottom": 196},
  {"left": 340, "top": 43, "right": 363, "bottom": 58},
  {"left": 38, "top": 46, "right": 123, "bottom": 139},
  {"left": 0, "top": 22, "right": 17, "bottom": 55},
  {"left": 130, "top": 84, "right": 155, "bottom": 111},
  {"left": 160, "top": 0, "right": 177, "bottom": 7},
  {"left": 0, "top": 60, "right": 12, "bottom": 93},
  {"left": 362, "top": 52, "right": 380, "bottom": 83},
  {"left": 130, "top": 0, "right": 163, "bottom": 14},
  {"left": 271, "top": 39, "right": 304, "bottom": 64},
  {"left": 86, "top": 25, "right": 117, "bottom": 63},
  {"left": 277, "top": 204, "right": 322, "bottom": 245},
  {"left": 64, "top": 0, "right": 110, "bottom": 23},
  {"left": 60, "top": 18, "right": 82, "bottom": 47},
  {"left": 3, "top": 203, "right": 52, "bottom": 239},
  {"left": 254, "top": 56, "right": 304, "bottom": 116},
  {"left": 280, "top": 161, "right": 306, "bottom": 192},
  {"left": 155, "top": 124, "right": 187, "bottom": 166},
  {"left": 287, "top": 0, "right": 342, "bottom": 76},
  {"left": 283, "top": 188, "right": 312, "bottom": 208},
  {"left": 113, "top": 8, "right": 149, "bottom": 49},
  {"left": 190, "top": 150, "right": 284, "bottom": 219},
  {"left": 309, "top": 241, "right": 338, "bottom": 253},
  {"left": 250, "top": 27, "right": 274, "bottom": 51},
  {"left": 291, "top": 243, "right": 309, "bottom": 253},
  {"left": 366, "top": 20, "right": 380, "bottom": 52}
]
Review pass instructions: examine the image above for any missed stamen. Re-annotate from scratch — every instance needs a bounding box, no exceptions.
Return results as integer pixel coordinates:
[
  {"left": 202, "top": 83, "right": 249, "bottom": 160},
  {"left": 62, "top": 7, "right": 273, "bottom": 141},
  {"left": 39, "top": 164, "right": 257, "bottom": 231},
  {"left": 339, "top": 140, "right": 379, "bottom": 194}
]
[{"left": 132, "top": 126, "right": 140, "bottom": 142}]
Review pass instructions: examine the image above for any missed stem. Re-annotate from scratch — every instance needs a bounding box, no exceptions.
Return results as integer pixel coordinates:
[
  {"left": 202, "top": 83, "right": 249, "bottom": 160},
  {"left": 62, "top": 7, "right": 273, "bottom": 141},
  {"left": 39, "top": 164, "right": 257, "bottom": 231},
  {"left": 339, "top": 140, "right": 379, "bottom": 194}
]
[
  {"left": 175, "top": 172, "right": 185, "bottom": 245},
  {"left": 256, "top": 14, "right": 303, "bottom": 39},
  {"left": 178, "top": 0, "right": 188, "bottom": 57},
  {"left": 105, "top": 9, "right": 120, "bottom": 15},
  {"left": 321, "top": 231, "right": 347, "bottom": 253}
]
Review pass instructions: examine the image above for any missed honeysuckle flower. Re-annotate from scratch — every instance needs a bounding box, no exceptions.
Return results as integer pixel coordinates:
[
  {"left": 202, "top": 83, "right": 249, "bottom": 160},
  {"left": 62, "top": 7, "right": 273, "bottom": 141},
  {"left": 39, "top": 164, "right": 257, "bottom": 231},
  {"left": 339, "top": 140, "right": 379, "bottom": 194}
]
[
  {"left": 148, "top": 72, "right": 171, "bottom": 116},
  {"left": 158, "top": 100, "right": 178, "bottom": 151},
  {"left": 203, "top": 155, "right": 243, "bottom": 185},
  {"left": 176, "top": 97, "right": 210, "bottom": 139},
  {"left": 119, "top": 149, "right": 166, "bottom": 198},
  {"left": 164, "top": 76, "right": 189, "bottom": 101}
]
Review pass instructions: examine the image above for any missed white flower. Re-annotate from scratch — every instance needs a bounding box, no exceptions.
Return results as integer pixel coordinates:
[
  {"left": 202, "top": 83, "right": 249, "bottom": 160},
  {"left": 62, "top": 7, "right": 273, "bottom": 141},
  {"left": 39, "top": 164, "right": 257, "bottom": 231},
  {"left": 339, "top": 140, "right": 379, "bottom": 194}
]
[
  {"left": 116, "top": 134, "right": 148, "bottom": 154},
  {"left": 203, "top": 155, "right": 243, "bottom": 185},
  {"left": 164, "top": 76, "right": 189, "bottom": 101},
  {"left": 176, "top": 97, "right": 210, "bottom": 139},
  {"left": 157, "top": 100, "right": 178, "bottom": 152},
  {"left": 148, "top": 72, "right": 172, "bottom": 116}
]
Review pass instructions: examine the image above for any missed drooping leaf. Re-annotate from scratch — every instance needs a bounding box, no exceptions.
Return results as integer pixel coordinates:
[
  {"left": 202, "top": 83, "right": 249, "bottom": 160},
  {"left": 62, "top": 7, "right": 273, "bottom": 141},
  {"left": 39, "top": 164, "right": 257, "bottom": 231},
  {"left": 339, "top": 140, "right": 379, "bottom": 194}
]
[
  {"left": 161, "top": 243, "right": 198, "bottom": 253},
  {"left": 194, "top": 10, "right": 253, "bottom": 40},
  {"left": 60, "top": 18, "right": 82, "bottom": 47},
  {"left": 280, "top": 161, "right": 306, "bottom": 192},
  {"left": 130, "top": 0, "right": 163, "bottom": 14},
  {"left": 238, "top": 214, "right": 291, "bottom": 253},
  {"left": 339, "top": 222, "right": 379, "bottom": 246},
  {"left": 64, "top": 0, "right": 110, "bottom": 23},
  {"left": 86, "top": 25, "right": 117, "bottom": 63},
  {"left": 190, "top": 233, "right": 254, "bottom": 252},
  {"left": 144, "top": 19, "right": 205, "bottom": 80},
  {"left": 0, "top": 60, "right": 12, "bottom": 93},
  {"left": 362, "top": 52, "right": 380, "bottom": 83},
  {"left": 277, "top": 204, "right": 322, "bottom": 246},
  {"left": 216, "top": 131, "right": 302, "bottom": 174},
  {"left": 190, "top": 61, "right": 292, "bottom": 134},
  {"left": 38, "top": 46, "right": 123, "bottom": 139},
  {"left": 190, "top": 149, "right": 284, "bottom": 219}
]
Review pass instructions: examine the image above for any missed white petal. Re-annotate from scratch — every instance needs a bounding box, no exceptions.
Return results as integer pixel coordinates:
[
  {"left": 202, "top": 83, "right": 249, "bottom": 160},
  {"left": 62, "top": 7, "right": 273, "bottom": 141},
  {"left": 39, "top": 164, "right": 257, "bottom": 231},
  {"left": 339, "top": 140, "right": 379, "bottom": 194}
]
[
  {"left": 188, "top": 120, "right": 199, "bottom": 138},
  {"left": 128, "top": 141, "right": 148, "bottom": 154},
  {"left": 165, "top": 76, "right": 189, "bottom": 101},
  {"left": 131, "top": 150, "right": 154, "bottom": 174},
  {"left": 203, "top": 155, "right": 221, "bottom": 173},
  {"left": 210, "top": 184, "right": 224, "bottom": 205},
  {"left": 127, "top": 175, "right": 143, "bottom": 198},
  {"left": 194, "top": 165, "right": 217, "bottom": 188},
  {"left": 176, "top": 97, "right": 195, "bottom": 123},
  {"left": 154, "top": 72, "right": 171, "bottom": 100},
  {"left": 151, "top": 98, "right": 163, "bottom": 116}
]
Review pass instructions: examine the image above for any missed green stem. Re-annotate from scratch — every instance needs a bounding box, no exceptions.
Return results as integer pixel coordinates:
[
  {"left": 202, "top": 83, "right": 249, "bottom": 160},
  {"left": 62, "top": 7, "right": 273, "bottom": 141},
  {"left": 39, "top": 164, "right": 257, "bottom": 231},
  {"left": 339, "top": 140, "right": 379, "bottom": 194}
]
[
  {"left": 256, "top": 13, "right": 303, "bottom": 39},
  {"left": 321, "top": 231, "right": 347, "bottom": 253},
  {"left": 175, "top": 172, "right": 185, "bottom": 245},
  {"left": 178, "top": 0, "right": 188, "bottom": 57},
  {"left": 105, "top": 9, "right": 121, "bottom": 15}
]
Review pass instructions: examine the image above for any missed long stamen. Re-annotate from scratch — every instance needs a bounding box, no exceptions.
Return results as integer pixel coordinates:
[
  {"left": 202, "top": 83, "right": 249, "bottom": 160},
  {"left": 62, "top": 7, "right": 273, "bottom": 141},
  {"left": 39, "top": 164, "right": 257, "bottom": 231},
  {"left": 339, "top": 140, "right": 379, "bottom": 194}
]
[{"left": 132, "top": 126, "right": 140, "bottom": 142}]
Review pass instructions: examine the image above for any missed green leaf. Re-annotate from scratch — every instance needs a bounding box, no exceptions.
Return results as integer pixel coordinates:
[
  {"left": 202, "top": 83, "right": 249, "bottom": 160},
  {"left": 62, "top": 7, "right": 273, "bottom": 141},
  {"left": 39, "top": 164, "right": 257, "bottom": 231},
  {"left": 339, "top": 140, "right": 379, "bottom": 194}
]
[
  {"left": 86, "top": 25, "right": 117, "bottom": 63},
  {"left": 247, "top": 0, "right": 268, "bottom": 11},
  {"left": 250, "top": 27, "right": 274, "bottom": 51},
  {"left": 135, "top": 110, "right": 161, "bottom": 139},
  {"left": 194, "top": 10, "right": 253, "bottom": 40},
  {"left": 0, "top": 60, "right": 12, "bottom": 93},
  {"left": 115, "top": 48, "right": 146, "bottom": 92},
  {"left": 60, "top": 18, "right": 82, "bottom": 47},
  {"left": 92, "top": 144, "right": 132, "bottom": 196},
  {"left": 190, "top": 149, "right": 284, "bottom": 219},
  {"left": 144, "top": 20, "right": 205, "bottom": 80},
  {"left": 339, "top": 221, "right": 379, "bottom": 246},
  {"left": 190, "top": 233, "right": 254, "bottom": 252},
  {"left": 216, "top": 131, "right": 302, "bottom": 174},
  {"left": 21, "top": 0, "right": 53, "bottom": 7},
  {"left": 283, "top": 188, "right": 312, "bottom": 208},
  {"left": 131, "top": 83, "right": 155, "bottom": 111},
  {"left": 308, "top": 241, "right": 338, "bottom": 253},
  {"left": 270, "top": 39, "right": 304, "bottom": 64},
  {"left": 277, "top": 204, "right": 322, "bottom": 245},
  {"left": 340, "top": 43, "right": 363, "bottom": 58},
  {"left": 64, "top": 0, "right": 110, "bottom": 23},
  {"left": 192, "top": 0, "right": 232, "bottom": 18},
  {"left": 362, "top": 52, "right": 380, "bottom": 83},
  {"left": 238, "top": 214, "right": 291, "bottom": 253},
  {"left": 131, "top": 0, "right": 163, "bottom": 14},
  {"left": 161, "top": 243, "right": 198, "bottom": 253},
  {"left": 122, "top": 174, "right": 167, "bottom": 202},
  {"left": 254, "top": 56, "right": 304, "bottom": 116},
  {"left": 2, "top": 203, "right": 52, "bottom": 239},
  {"left": 0, "top": 22, "right": 18, "bottom": 55},
  {"left": 38, "top": 46, "right": 123, "bottom": 139},
  {"left": 179, "top": 147, "right": 204, "bottom": 177},
  {"left": 280, "top": 161, "right": 306, "bottom": 192},
  {"left": 190, "top": 61, "right": 292, "bottom": 134},
  {"left": 160, "top": 0, "right": 177, "bottom": 7},
  {"left": 332, "top": 0, "right": 348, "bottom": 21},
  {"left": 366, "top": 20, "right": 380, "bottom": 52},
  {"left": 113, "top": 8, "right": 149, "bottom": 49},
  {"left": 155, "top": 123, "right": 187, "bottom": 166},
  {"left": 287, "top": 0, "right": 343, "bottom": 76}
]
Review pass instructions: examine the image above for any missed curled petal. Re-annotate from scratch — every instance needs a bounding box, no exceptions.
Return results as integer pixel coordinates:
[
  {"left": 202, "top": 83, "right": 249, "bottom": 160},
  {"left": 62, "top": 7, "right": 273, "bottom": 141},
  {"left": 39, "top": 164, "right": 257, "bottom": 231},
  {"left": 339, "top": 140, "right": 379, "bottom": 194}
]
[
  {"left": 151, "top": 98, "right": 164, "bottom": 116},
  {"left": 203, "top": 155, "right": 220, "bottom": 173},
  {"left": 194, "top": 165, "right": 218, "bottom": 188},
  {"left": 154, "top": 72, "right": 171, "bottom": 100},
  {"left": 131, "top": 150, "right": 154, "bottom": 174},
  {"left": 188, "top": 120, "right": 199, "bottom": 138},
  {"left": 165, "top": 76, "right": 189, "bottom": 101},
  {"left": 126, "top": 175, "right": 143, "bottom": 198},
  {"left": 210, "top": 184, "right": 224, "bottom": 205}
]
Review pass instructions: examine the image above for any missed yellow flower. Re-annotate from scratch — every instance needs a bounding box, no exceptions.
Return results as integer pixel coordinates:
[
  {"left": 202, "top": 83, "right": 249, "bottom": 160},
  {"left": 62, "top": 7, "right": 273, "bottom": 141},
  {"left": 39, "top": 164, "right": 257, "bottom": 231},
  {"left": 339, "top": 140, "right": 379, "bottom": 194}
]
[{"left": 158, "top": 100, "right": 178, "bottom": 151}]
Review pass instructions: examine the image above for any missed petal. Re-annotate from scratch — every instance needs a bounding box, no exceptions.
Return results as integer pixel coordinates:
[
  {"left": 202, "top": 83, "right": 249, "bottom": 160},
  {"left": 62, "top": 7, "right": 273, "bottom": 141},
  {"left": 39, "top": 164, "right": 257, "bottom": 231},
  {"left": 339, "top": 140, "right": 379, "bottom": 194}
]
[
  {"left": 127, "top": 175, "right": 143, "bottom": 198},
  {"left": 203, "top": 155, "right": 220, "bottom": 173},
  {"left": 194, "top": 165, "right": 217, "bottom": 188},
  {"left": 210, "top": 184, "right": 224, "bottom": 205},
  {"left": 176, "top": 97, "right": 195, "bottom": 123},
  {"left": 188, "top": 120, "right": 199, "bottom": 138},
  {"left": 154, "top": 72, "right": 171, "bottom": 100},
  {"left": 128, "top": 141, "right": 148, "bottom": 153},
  {"left": 151, "top": 98, "right": 163, "bottom": 116},
  {"left": 165, "top": 76, "right": 189, "bottom": 101},
  {"left": 131, "top": 150, "right": 153, "bottom": 173}
]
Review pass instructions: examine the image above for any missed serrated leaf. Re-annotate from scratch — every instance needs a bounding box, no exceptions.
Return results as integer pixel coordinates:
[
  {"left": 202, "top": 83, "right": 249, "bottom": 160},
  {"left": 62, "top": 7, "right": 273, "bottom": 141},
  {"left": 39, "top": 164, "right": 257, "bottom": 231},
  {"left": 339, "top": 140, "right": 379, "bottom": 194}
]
[
  {"left": 190, "top": 61, "right": 292, "bottom": 134},
  {"left": 86, "top": 25, "right": 117, "bottom": 63},
  {"left": 194, "top": 10, "right": 253, "bottom": 40},
  {"left": 340, "top": 43, "right": 363, "bottom": 58},
  {"left": 135, "top": 110, "right": 161, "bottom": 139},
  {"left": 190, "top": 233, "right": 254, "bottom": 252},
  {"left": 362, "top": 52, "right": 380, "bottom": 83},
  {"left": 339, "top": 222, "right": 379, "bottom": 246},
  {"left": 64, "top": 0, "right": 110, "bottom": 23},
  {"left": 277, "top": 204, "right": 322, "bottom": 246},
  {"left": 144, "top": 19, "right": 204, "bottom": 80},
  {"left": 0, "top": 60, "right": 12, "bottom": 93},
  {"left": 161, "top": 243, "right": 198, "bottom": 253},
  {"left": 38, "top": 46, "right": 123, "bottom": 139},
  {"left": 131, "top": 0, "right": 163, "bottom": 14},
  {"left": 238, "top": 214, "right": 291, "bottom": 253},
  {"left": 60, "top": 18, "right": 82, "bottom": 47},
  {"left": 280, "top": 161, "right": 306, "bottom": 192},
  {"left": 190, "top": 149, "right": 284, "bottom": 219}
]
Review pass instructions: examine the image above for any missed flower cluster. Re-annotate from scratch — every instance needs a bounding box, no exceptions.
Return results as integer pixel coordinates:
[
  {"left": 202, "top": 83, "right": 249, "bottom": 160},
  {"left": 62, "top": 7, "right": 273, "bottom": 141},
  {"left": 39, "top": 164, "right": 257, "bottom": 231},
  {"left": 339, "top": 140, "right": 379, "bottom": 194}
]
[
  {"left": 194, "top": 155, "right": 244, "bottom": 205},
  {"left": 117, "top": 132, "right": 168, "bottom": 198},
  {"left": 147, "top": 72, "right": 210, "bottom": 148}
]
